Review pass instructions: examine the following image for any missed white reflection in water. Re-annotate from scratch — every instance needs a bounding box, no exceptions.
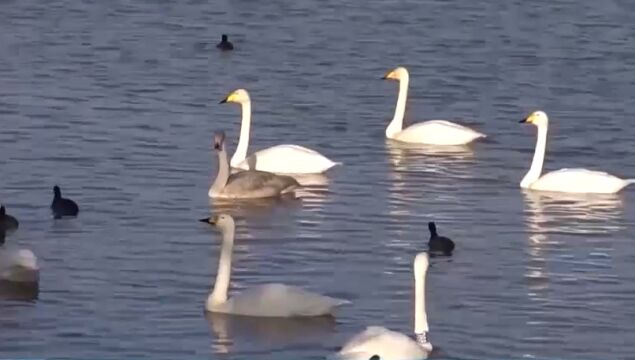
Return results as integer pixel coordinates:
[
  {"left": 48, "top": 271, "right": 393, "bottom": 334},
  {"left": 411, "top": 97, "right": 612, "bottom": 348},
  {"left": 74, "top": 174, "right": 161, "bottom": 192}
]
[
  {"left": 206, "top": 312, "right": 336, "bottom": 354},
  {"left": 522, "top": 190, "right": 625, "bottom": 297}
]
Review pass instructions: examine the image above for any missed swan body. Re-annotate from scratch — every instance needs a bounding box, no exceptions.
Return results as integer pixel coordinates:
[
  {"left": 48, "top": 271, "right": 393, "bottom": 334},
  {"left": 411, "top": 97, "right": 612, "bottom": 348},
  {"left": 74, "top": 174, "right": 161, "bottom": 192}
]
[
  {"left": 221, "top": 89, "right": 340, "bottom": 174},
  {"left": 337, "top": 253, "right": 432, "bottom": 360},
  {"left": 208, "top": 131, "right": 299, "bottom": 199},
  {"left": 201, "top": 214, "right": 349, "bottom": 317},
  {"left": 383, "top": 67, "right": 485, "bottom": 145},
  {"left": 520, "top": 111, "right": 634, "bottom": 194},
  {"left": 0, "top": 231, "right": 39, "bottom": 284}
]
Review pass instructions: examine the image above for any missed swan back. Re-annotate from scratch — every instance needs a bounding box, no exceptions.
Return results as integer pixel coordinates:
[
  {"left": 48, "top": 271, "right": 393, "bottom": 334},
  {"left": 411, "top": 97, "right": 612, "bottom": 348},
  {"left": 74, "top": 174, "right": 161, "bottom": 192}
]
[
  {"left": 338, "top": 326, "right": 429, "bottom": 360},
  {"left": 0, "top": 247, "right": 39, "bottom": 283},
  {"left": 235, "top": 144, "right": 340, "bottom": 174},
  {"left": 531, "top": 168, "right": 632, "bottom": 194},
  {"left": 216, "top": 283, "right": 349, "bottom": 317},
  {"left": 395, "top": 120, "right": 485, "bottom": 145}
]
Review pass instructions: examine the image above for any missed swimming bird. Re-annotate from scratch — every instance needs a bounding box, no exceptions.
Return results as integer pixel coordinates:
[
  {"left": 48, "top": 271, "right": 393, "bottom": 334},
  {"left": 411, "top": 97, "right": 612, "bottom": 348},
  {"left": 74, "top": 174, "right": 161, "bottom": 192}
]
[
  {"left": 0, "top": 228, "right": 39, "bottom": 284},
  {"left": 220, "top": 89, "right": 340, "bottom": 174},
  {"left": 216, "top": 34, "right": 234, "bottom": 51},
  {"left": 51, "top": 185, "right": 79, "bottom": 219},
  {"left": 382, "top": 67, "right": 485, "bottom": 145},
  {"left": 337, "top": 252, "right": 433, "bottom": 360},
  {"left": 427, "top": 222, "right": 454, "bottom": 256},
  {"left": 208, "top": 131, "right": 300, "bottom": 199},
  {"left": 0, "top": 205, "right": 19, "bottom": 233},
  {"left": 520, "top": 110, "right": 635, "bottom": 193},
  {"left": 200, "top": 214, "right": 350, "bottom": 317}
]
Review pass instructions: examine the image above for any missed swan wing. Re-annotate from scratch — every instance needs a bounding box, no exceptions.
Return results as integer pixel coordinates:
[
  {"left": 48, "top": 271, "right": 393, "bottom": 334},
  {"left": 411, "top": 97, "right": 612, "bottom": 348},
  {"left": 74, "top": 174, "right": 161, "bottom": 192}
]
[
  {"left": 225, "top": 283, "right": 349, "bottom": 317},
  {"left": 237, "top": 144, "right": 339, "bottom": 174},
  {"left": 395, "top": 120, "right": 485, "bottom": 145},
  {"left": 533, "top": 168, "right": 630, "bottom": 194},
  {"left": 338, "top": 326, "right": 428, "bottom": 360},
  {"left": 224, "top": 170, "right": 299, "bottom": 196}
]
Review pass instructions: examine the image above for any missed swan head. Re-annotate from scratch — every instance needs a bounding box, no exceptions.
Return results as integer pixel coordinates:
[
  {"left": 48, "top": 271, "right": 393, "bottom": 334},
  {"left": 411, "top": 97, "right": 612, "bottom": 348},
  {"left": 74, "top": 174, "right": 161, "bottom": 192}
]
[
  {"left": 213, "top": 131, "right": 226, "bottom": 151},
  {"left": 382, "top": 67, "right": 409, "bottom": 81},
  {"left": 521, "top": 110, "right": 549, "bottom": 127},
  {"left": 220, "top": 89, "right": 250, "bottom": 104},
  {"left": 199, "top": 213, "right": 235, "bottom": 233},
  {"left": 413, "top": 252, "right": 430, "bottom": 277}
]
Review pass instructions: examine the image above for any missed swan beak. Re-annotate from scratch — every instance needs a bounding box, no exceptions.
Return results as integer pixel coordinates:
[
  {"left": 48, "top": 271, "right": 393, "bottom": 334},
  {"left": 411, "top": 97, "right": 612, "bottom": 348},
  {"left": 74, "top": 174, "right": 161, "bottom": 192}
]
[
  {"left": 519, "top": 118, "right": 527, "bottom": 123},
  {"left": 199, "top": 217, "right": 215, "bottom": 224},
  {"left": 219, "top": 97, "right": 228, "bottom": 104}
]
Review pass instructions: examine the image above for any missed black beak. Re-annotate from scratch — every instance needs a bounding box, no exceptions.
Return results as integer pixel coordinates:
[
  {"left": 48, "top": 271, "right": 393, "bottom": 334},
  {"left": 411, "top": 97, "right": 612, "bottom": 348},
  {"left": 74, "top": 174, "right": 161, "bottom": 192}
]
[
  {"left": 520, "top": 117, "right": 528, "bottom": 123},
  {"left": 381, "top": 75, "right": 388, "bottom": 80},
  {"left": 199, "top": 217, "right": 215, "bottom": 224},
  {"left": 219, "top": 97, "right": 228, "bottom": 104}
]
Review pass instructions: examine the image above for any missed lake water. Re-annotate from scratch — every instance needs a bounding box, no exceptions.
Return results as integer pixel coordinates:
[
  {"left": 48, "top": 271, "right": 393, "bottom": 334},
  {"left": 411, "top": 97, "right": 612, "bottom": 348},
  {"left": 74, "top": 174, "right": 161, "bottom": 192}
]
[{"left": 1, "top": 0, "right": 635, "bottom": 359}]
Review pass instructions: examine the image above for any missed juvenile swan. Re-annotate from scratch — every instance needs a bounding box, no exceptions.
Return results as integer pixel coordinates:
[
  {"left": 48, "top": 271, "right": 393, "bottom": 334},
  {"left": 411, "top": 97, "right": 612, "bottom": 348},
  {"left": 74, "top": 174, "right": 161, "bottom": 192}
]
[
  {"left": 337, "top": 252, "right": 433, "bottom": 360},
  {"left": 383, "top": 67, "right": 485, "bottom": 145},
  {"left": 208, "top": 131, "right": 300, "bottom": 199},
  {"left": 0, "top": 229, "right": 39, "bottom": 284},
  {"left": 520, "top": 110, "right": 635, "bottom": 194},
  {"left": 220, "top": 89, "right": 340, "bottom": 174},
  {"left": 200, "top": 214, "right": 350, "bottom": 317}
]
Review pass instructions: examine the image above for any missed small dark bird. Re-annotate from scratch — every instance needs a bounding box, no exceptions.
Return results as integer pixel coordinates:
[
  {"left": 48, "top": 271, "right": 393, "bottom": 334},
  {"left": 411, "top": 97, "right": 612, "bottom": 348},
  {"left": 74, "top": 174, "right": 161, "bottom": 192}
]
[
  {"left": 369, "top": 356, "right": 380, "bottom": 360},
  {"left": 51, "top": 186, "right": 79, "bottom": 219},
  {"left": 216, "top": 34, "right": 234, "bottom": 51},
  {"left": 0, "top": 205, "right": 19, "bottom": 233},
  {"left": 427, "top": 222, "right": 455, "bottom": 256},
  {"left": 0, "top": 228, "right": 5, "bottom": 246}
]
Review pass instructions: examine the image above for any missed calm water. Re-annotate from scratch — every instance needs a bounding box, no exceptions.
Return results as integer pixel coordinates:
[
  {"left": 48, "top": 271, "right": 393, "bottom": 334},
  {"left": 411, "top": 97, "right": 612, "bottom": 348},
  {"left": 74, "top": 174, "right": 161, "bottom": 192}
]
[{"left": 1, "top": 0, "right": 635, "bottom": 359}]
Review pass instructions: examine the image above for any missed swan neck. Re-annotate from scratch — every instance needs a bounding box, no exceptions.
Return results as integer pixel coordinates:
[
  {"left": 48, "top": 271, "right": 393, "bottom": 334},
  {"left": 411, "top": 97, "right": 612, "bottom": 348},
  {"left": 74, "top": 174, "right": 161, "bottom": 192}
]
[
  {"left": 386, "top": 75, "right": 409, "bottom": 138},
  {"left": 521, "top": 123, "right": 548, "bottom": 188},
  {"left": 231, "top": 100, "right": 252, "bottom": 167},
  {"left": 210, "top": 146, "right": 230, "bottom": 195},
  {"left": 209, "top": 225, "right": 235, "bottom": 306},
  {"left": 414, "top": 269, "right": 429, "bottom": 334}
]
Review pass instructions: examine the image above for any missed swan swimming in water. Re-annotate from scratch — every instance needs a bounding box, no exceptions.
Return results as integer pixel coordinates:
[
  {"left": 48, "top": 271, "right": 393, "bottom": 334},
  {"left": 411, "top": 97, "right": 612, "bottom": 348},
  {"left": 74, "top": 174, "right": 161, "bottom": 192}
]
[
  {"left": 337, "top": 252, "right": 433, "bottom": 360},
  {"left": 0, "top": 229, "right": 39, "bottom": 284},
  {"left": 200, "top": 214, "right": 350, "bottom": 317},
  {"left": 383, "top": 67, "right": 486, "bottom": 145},
  {"left": 0, "top": 205, "right": 19, "bottom": 233},
  {"left": 520, "top": 110, "right": 635, "bottom": 194},
  {"left": 220, "top": 89, "right": 341, "bottom": 174},
  {"left": 208, "top": 131, "right": 300, "bottom": 199}
]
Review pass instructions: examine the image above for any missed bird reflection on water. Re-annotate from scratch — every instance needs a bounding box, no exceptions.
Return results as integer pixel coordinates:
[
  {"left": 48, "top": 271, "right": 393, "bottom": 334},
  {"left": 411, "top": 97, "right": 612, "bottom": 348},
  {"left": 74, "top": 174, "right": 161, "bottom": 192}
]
[{"left": 206, "top": 312, "right": 337, "bottom": 354}]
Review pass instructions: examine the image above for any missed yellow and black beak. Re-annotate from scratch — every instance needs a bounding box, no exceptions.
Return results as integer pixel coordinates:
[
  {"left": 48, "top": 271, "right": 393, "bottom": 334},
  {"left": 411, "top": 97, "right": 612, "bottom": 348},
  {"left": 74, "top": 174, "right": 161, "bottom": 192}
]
[
  {"left": 381, "top": 71, "right": 393, "bottom": 80},
  {"left": 219, "top": 96, "right": 228, "bottom": 104},
  {"left": 520, "top": 114, "right": 533, "bottom": 124},
  {"left": 519, "top": 117, "right": 528, "bottom": 123},
  {"left": 199, "top": 216, "right": 216, "bottom": 224}
]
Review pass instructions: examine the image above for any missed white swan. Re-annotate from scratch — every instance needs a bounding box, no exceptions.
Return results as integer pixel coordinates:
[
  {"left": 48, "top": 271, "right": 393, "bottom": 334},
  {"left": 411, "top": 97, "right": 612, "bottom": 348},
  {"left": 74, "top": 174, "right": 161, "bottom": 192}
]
[
  {"left": 337, "top": 252, "right": 432, "bottom": 360},
  {"left": 0, "top": 230, "right": 39, "bottom": 284},
  {"left": 520, "top": 110, "right": 635, "bottom": 194},
  {"left": 208, "top": 131, "right": 299, "bottom": 199},
  {"left": 200, "top": 214, "right": 350, "bottom": 317},
  {"left": 220, "top": 89, "right": 341, "bottom": 174},
  {"left": 383, "top": 67, "right": 486, "bottom": 145}
]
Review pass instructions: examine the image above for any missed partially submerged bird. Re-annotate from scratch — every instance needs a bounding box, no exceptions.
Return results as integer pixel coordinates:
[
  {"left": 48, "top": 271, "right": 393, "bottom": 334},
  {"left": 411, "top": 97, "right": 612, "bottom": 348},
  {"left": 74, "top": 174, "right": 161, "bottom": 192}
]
[
  {"left": 216, "top": 34, "right": 234, "bottom": 51},
  {"left": 0, "top": 205, "right": 19, "bottom": 233},
  {"left": 51, "top": 185, "right": 79, "bottom": 219},
  {"left": 200, "top": 214, "right": 350, "bottom": 317},
  {"left": 427, "top": 222, "right": 455, "bottom": 256},
  {"left": 208, "top": 131, "right": 300, "bottom": 199}
]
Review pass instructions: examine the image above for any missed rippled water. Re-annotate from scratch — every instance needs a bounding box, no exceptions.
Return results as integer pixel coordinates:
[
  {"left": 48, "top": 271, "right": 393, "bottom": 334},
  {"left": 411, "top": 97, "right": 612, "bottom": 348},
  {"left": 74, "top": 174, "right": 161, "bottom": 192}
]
[{"left": 2, "top": 0, "right": 635, "bottom": 359}]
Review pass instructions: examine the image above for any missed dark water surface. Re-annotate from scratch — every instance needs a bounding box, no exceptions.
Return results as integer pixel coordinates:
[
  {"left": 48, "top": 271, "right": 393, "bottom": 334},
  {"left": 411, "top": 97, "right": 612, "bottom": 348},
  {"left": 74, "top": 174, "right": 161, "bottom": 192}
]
[{"left": 1, "top": 0, "right": 635, "bottom": 359}]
